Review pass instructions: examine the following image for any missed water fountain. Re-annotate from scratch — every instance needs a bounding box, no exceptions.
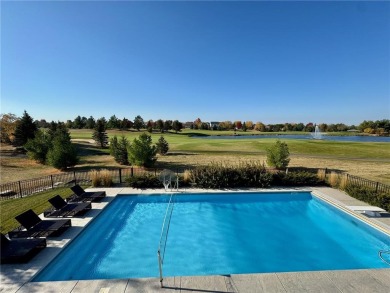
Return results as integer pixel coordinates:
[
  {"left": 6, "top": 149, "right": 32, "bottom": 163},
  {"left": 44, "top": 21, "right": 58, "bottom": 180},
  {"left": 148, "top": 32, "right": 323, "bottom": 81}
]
[{"left": 312, "top": 124, "right": 322, "bottom": 140}]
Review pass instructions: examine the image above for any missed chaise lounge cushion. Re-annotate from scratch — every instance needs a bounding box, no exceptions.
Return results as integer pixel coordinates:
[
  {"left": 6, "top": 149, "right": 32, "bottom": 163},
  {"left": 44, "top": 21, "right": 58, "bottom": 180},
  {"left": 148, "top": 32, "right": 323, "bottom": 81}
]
[
  {"left": 45, "top": 195, "right": 91, "bottom": 217},
  {"left": 1, "top": 233, "right": 46, "bottom": 264},
  {"left": 10, "top": 209, "right": 71, "bottom": 238},
  {"left": 68, "top": 184, "right": 106, "bottom": 203}
]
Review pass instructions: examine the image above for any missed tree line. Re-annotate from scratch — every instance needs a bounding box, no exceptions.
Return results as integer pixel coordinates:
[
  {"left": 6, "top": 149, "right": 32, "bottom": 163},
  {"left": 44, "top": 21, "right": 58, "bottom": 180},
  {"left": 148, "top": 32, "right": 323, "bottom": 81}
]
[
  {"left": 191, "top": 118, "right": 390, "bottom": 134},
  {"left": 31, "top": 114, "right": 184, "bottom": 133},
  {"left": 1, "top": 111, "right": 389, "bottom": 146}
]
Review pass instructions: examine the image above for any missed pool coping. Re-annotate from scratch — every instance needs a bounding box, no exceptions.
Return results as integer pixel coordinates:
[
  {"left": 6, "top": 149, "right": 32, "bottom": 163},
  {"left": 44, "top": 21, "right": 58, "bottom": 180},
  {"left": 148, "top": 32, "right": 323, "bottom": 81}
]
[{"left": 1, "top": 186, "right": 390, "bottom": 292}]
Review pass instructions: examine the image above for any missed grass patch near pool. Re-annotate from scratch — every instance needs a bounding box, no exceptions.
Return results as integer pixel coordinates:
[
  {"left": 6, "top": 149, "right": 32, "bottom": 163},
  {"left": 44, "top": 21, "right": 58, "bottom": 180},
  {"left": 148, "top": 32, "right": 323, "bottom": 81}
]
[{"left": 0, "top": 187, "right": 75, "bottom": 234}]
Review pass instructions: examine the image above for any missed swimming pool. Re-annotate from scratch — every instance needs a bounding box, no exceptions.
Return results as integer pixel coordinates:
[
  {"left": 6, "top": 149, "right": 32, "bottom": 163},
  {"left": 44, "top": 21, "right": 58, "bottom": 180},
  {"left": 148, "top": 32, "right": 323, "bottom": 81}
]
[{"left": 33, "top": 192, "right": 390, "bottom": 282}]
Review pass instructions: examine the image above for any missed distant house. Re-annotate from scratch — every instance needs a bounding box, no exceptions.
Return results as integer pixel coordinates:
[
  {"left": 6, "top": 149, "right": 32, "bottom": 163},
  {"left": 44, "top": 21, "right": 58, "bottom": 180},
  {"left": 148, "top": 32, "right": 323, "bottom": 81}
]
[
  {"left": 184, "top": 122, "right": 193, "bottom": 129},
  {"left": 209, "top": 121, "right": 220, "bottom": 130}
]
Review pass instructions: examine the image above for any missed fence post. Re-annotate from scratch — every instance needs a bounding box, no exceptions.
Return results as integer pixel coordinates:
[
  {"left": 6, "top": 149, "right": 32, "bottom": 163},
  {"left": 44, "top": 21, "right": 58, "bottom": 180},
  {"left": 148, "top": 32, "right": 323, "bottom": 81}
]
[
  {"left": 18, "top": 181, "right": 22, "bottom": 198},
  {"left": 375, "top": 182, "right": 379, "bottom": 193},
  {"left": 73, "top": 171, "right": 77, "bottom": 185},
  {"left": 50, "top": 175, "right": 54, "bottom": 189},
  {"left": 131, "top": 167, "right": 134, "bottom": 177},
  {"left": 119, "top": 169, "right": 122, "bottom": 184}
]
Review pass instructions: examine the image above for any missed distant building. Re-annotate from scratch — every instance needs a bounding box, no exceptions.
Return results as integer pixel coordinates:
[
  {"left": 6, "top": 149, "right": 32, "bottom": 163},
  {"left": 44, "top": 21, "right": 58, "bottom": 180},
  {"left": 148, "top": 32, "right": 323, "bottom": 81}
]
[
  {"left": 209, "top": 121, "right": 220, "bottom": 130},
  {"left": 184, "top": 122, "right": 193, "bottom": 129}
]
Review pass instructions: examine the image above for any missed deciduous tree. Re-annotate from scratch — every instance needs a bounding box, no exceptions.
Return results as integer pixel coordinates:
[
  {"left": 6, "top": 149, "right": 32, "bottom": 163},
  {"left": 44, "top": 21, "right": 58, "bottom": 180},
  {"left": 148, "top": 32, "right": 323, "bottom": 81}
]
[
  {"left": 172, "top": 120, "right": 183, "bottom": 133},
  {"left": 133, "top": 115, "right": 144, "bottom": 131},
  {"left": 0, "top": 113, "right": 18, "bottom": 144},
  {"left": 266, "top": 140, "right": 290, "bottom": 169}
]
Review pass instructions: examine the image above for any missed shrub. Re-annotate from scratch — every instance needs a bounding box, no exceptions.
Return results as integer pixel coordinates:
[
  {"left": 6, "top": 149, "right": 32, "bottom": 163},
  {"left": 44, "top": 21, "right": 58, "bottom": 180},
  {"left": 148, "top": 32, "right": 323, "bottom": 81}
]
[
  {"left": 90, "top": 170, "right": 101, "bottom": 187},
  {"left": 266, "top": 140, "right": 290, "bottom": 169},
  {"left": 329, "top": 171, "right": 340, "bottom": 188},
  {"left": 128, "top": 133, "right": 157, "bottom": 167},
  {"left": 90, "top": 169, "right": 114, "bottom": 187},
  {"left": 100, "top": 169, "right": 114, "bottom": 187},
  {"left": 189, "top": 162, "right": 272, "bottom": 189},
  {"left": 126, "top": 174, "right": 161, "bottom": 189},
  {"left": 156, "top": 136, "right": 169, "bottom": 155},
  {"left": 317, "top": 169, "right": 326, "bottom": 181},
  {"left": 272, "top": 171, "right": 325, "bottom": 186},
  {"left": 339, "top": 173, "right": 348, "bottom": 190},
  {"left": 183, "top": 170, "right": 192, "bottom": 185},
  {"left": 344, "top": 184, "right": 390, "bottom": 212}
]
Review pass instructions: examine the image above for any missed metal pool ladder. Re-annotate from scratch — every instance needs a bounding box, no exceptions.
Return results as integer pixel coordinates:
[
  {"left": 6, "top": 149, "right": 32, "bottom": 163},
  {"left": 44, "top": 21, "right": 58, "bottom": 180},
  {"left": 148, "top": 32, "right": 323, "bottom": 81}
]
[
  {"left": 157, "top": 193, "right": 176, "bottom": 287},
  {"left": 378, "top": 248, "right": 390, "bottom": 265}
]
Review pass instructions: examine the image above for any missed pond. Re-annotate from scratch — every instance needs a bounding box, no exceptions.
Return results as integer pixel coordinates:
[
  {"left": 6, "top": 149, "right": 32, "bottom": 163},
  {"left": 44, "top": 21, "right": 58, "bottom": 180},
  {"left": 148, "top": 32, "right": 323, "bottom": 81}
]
[{"left": 196, "top": 134, "right": 390, "bottom": 143}]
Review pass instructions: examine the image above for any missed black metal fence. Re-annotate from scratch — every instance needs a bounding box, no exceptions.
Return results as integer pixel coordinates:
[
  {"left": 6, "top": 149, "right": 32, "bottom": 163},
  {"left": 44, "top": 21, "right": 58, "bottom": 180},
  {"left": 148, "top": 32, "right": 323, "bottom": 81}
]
[
  {"left": 1, "top": 167, "right": 389, "bottom": 201},
  {"left": 0, "top": 167, "right": 164, "bottom": 200},
  {"left": 322, "top": 168, "right": 390, "bottom": 195}
]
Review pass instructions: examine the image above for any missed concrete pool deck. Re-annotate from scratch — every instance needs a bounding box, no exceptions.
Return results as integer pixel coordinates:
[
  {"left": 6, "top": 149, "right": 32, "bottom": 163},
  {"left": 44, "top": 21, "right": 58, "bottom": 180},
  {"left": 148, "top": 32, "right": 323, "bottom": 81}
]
[{"left": 1, "top": 187, "right": 389, "bottom": 292}]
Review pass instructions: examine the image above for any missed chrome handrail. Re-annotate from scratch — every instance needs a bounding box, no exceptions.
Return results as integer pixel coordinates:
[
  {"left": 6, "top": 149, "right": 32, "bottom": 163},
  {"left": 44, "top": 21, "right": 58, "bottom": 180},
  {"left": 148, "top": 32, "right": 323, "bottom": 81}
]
[
  {"left": 378, "top": 249, "right": 390, "bottom": 265},
  {"left": 157, "top": 194, "right": 175, "bottom": 287}
]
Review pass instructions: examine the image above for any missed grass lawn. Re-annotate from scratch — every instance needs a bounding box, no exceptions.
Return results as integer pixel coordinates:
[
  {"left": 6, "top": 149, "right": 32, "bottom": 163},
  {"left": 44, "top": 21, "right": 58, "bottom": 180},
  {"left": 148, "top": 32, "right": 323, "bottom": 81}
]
[{"left": 0, "top": 187, "right": 75, "bottom": 234}]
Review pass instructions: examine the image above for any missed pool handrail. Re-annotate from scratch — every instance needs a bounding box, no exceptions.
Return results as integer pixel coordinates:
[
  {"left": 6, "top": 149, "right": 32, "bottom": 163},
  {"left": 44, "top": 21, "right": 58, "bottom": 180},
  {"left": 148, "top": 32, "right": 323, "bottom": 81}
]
[{"left": 157, "top": 193, "right": 176, "bottom": 287}]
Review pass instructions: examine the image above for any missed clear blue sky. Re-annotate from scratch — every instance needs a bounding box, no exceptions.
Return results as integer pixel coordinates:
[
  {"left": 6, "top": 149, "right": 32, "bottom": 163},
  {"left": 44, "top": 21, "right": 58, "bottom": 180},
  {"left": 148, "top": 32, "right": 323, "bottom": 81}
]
[{"left": 1, "top": 1, "right": 389, "bottom": 125}]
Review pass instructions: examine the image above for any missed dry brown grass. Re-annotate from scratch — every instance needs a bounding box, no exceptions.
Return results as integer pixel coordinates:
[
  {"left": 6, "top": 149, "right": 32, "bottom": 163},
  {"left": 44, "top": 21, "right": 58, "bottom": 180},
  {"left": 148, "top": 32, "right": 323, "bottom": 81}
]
[
  {"left": 157, "top": 153, "right": 390, "bottom": 185},
  {"left": 0, "top": 143, "right": 62, "bottom": 183}
]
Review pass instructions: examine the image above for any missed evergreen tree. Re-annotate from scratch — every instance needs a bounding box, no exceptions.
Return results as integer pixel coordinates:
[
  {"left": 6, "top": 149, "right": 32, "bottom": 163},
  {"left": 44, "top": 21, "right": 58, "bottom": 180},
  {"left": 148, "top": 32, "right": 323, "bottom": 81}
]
[
  {"left": 109, "top": 136, "right": 119, "bottom": 160},
  {"left": 133, "top": 115, "right": 144, "bottom": 131},
  {"left": 156, "top": 119, "right": 164, "bottom": 133},
  {"left": 109, "top": 135, "right": 129, "bottom": 165},
  {"left": 86, "top": 116, "right": 96, "bottom": 129},
  {"left": 46, "top": 127, "right": 79, "bottom": 170},
  {"left": 13, "top": 110, "right": 37, "bottom": 147},
  {"left": 156, "top": 136, "right": 169, "bottom": 155},
  {"left": 117, "top": 136, "right": 130, "bottom": 165},
  {"left": 172, "top": 120, "right": 183, "bottom": 133},
  {"left": 242, "top": 122, "right": 247, "bottom": 132},
  {"left": 128, "top": 133, "right": 157, "bottom": 167},
  {"left": 163, "top": 120, "right": 172, "bottom": 132},
  {"left": 24, "top": 129, "right": 51, "bottom": 164},
  {"left": 92, "top": 118, "right": 108, "bottom": 148}
]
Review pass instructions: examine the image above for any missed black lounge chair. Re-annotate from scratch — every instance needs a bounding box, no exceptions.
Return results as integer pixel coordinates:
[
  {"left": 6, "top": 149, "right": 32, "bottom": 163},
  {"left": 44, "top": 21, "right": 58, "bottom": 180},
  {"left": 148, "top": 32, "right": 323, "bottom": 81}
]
[
  {"left": 67, "top": 184, "right": 106, "bottom": 203},
  {"left": 1, "top": 233, "right": 46, "bottom": 264},
  {"left": 8, "top": 209, "right": 71, "bottom": 239},
  {"left": 44, "top": 195, "right": 92, "bottom": 218}
]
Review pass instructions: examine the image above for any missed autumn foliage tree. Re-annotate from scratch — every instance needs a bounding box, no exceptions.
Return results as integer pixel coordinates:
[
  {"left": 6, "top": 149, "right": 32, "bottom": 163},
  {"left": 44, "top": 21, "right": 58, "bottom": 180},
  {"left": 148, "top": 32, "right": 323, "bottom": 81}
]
[{"left": 0, "top": 113, "right": 18, "bottom": 144}]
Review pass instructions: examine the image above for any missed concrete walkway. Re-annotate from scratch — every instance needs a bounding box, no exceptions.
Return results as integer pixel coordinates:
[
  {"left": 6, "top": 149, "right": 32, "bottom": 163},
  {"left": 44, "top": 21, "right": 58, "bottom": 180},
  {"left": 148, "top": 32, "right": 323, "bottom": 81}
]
[{"left": 1, "top": 187, "right": 389, "bottom": 292}]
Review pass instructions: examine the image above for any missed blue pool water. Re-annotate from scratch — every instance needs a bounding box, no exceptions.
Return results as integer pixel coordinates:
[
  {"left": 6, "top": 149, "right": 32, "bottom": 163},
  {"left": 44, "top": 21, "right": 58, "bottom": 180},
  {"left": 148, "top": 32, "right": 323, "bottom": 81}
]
[{"left": 33, "top": 192, "right": 390, "bottom": 281}]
